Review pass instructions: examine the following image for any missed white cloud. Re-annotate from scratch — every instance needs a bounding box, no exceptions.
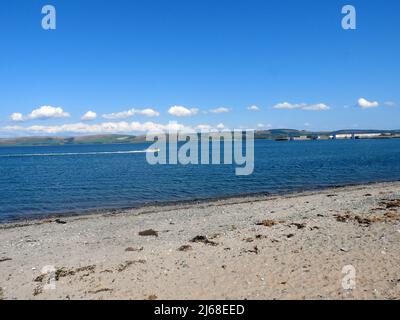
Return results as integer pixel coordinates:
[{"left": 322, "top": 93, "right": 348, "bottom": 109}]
[
  {"left": 216, "top": 123, "right": 225, "bottom": 129},
  {"left": 302, "top": 104, "right": 330, "bottom": 111},
  {"left": 304, "top": 122, "right": 311, "bottom": 127},
  {"left": 136, "top": 108, "right": 160, "bottom": 117},
  {"left": 196, "top": 124, "right": 212, "bottom": 131},
  {"left": 273, "top": 102, "right": 330, "bottom": 111},
  {"left": 358, "top": 98, "right": 379, "bottom": 109},
  {"left": 10, "top": 113, "right": 24, "bottom": 121},
  {"left": 168, "top": 106, "right": 199, "bottom": 117},
  {"left": 257, "top": 123, "right": 272, "bottom": 128},
  {"left": 384, "top": 101, "right": 396, "bottom": 107},
  {"left": 209, "top": 107, "right": 230, "bottom": 114},
  {"left": 10, "top": 106, "right": 70, "bottom": 122},
  {"left": 247, "top": 105, "right": 259, "bottom": 111},
  {"left": 81, "top": 111, "right": 97, "bottom": 121},
  {"left": 102, "top": 108, "right": 160, "bottom": 119},
  {"left": 2, "top": 121, "right": 193, "bottom": 135}
]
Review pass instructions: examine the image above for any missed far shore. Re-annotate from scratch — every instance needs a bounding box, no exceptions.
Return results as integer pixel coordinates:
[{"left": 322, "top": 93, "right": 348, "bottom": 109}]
[{"left": 1, "top": 181, "right": 400, "bottom": 299}]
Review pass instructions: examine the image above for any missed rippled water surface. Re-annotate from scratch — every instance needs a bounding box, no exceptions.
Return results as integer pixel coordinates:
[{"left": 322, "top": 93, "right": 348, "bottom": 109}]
[{"left": 1, "top": 139, "right": 400, "bottom": 222}]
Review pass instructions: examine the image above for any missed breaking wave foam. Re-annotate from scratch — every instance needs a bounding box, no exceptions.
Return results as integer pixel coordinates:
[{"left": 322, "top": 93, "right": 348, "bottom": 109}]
[{"left": 0, "top": 149, "right": 160, "bottom": 158}]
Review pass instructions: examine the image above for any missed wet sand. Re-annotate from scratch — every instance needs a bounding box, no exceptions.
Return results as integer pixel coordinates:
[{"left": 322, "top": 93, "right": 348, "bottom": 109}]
[{"left": 1, "top": 182, "right": 400, "bottom": 300}]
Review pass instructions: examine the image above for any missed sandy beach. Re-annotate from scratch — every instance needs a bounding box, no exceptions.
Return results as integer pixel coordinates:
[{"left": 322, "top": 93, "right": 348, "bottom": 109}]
[{"left": 1, "top": 182, "right": 400, "bottom": 300}]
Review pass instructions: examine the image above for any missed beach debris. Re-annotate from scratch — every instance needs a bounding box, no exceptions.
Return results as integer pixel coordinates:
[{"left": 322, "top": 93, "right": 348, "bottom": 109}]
[
  {"left": 34, "top": 274, "right": 46, "bottom": 282},
  {"left": 327, "top": 194, "right": 338, "bottom": 197},
  {"left": 256, "top": 219, "right": 280, "bottom": 227},
  {"left": 25, "top": 239, "right": 38, "bottom": 243},
  {"left": 75, "top": 265, "right": 96, "bottom": 273},
  {"left": 147, "top": 294, "right": 158, "bottom": 300},
  {"left": 117, "top": 260, "right": 146, "bottom": 272},
  {"left": 55, "top": 268, "right": 76, "bottom": 280},
  {"left": 289, "top": 223, "right": 306, "bottom": 230},
  {"left": 139, "top": 229, "right": 158, "bottom": 237},
  {"left": 309, "top": 226, "right": 320, "bottom": 231},
  {"left": 33, "top": 286, "right": 43, "bottom": 296},
  {"left": 100, "top": 269, "right": 113, "bottom": 274},
  {"left": 340, "top": 247, "right": 350, "bottom": 252},
  {"left": 88, "top": 288, "right": 113, "bottom": 294},
  {"left": 286, "top": 234, "right": 295, "bottom": 239},
  {"left": 335, "top": 213, "right": 351, "bottom": 223},
  {"left": 243, "top": 237, "right": 254, "bottom": 243},
  {"left": 125, "top": 246, "right": 143, "bottom": 252},
  {"left": 55, "top": 219, "right": 67, "bottom": 224},
  {"left": 380, "top": 199, "right": 400, "bottom": 209},
  {"left": 364, "top": 193, "right": 372, "bottom": 197},
  {"left": 244, "top": 246, "right": 259, "bottom": 254},
  {"left": 0, "top": 257, "right": 12, "bottom": 263},
  {"left": 34, "top": 265, "right": 97, "bottom": 283},
  {"left": 255, "top": 234, "right": 267, "bottom": 240},
  {"left": 178, "top": 245, "right": 192, "bottom": 252},
  {"left": 190, "top": 235, "right": 218, "bottom": 246},
  {"left": 335, "top": 211, "right": 400, "bottom": 226}
]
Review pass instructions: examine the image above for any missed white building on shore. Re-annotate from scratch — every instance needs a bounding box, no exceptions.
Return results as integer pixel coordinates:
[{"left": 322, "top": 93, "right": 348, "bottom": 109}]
[{"left": 330, "top": 133, "right": 384, "bottom": 139}]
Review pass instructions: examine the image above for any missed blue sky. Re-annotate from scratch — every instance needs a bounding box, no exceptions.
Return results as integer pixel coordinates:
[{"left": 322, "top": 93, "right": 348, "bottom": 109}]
[{"left": 0, "top": 0, "right": 399, "bottom": 136}]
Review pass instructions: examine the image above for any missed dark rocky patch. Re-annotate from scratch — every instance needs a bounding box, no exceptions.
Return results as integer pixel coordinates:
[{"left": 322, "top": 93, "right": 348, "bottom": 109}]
[
  {"left": 190, "top": 235, "right": 218, "bottom": 246},
  {"left": 139, "top": 229, "right": 158, "bottom": 237}
]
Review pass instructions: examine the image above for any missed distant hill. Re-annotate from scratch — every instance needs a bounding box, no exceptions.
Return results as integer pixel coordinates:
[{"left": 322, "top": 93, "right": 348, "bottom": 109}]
[
  {"left": 0, "top": 134, "right": 144, "bottom": 146},
  {"left": 1, "top": 130, "right": 399, "bottom": 146}
]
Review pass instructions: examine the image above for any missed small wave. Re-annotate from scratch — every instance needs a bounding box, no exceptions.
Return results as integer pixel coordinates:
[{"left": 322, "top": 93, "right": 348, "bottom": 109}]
[{"left": 0, "top": 148, "right": 160, "bottom": 158}]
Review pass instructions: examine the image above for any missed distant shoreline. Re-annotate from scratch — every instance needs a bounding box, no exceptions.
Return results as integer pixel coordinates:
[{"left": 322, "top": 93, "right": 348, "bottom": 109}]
[{"left": 1, "top": 130, "right": 400, "bottom": 147}]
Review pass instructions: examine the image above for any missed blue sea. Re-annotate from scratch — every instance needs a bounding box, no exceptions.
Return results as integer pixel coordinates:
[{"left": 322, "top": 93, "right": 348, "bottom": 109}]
[{"left": 1, "top": 139, "right": 400, "bottom": 223}]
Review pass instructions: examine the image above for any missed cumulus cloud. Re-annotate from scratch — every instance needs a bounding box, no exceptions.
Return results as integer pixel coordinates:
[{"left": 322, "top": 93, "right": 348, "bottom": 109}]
[
  {"left": 10, "top": 113, "right": 24, "bottom": 121},
  {"left": 137, "top": 108, "right": 160, "bottom": 117},
  {"left": 1, "top": 121, "right": 193, "bottom": 135},
  {"left": 81, "top": 111, "right": 97, "bottom": 121},
  {"left": 216, "top": 123, "right": 225, "bottom": 129},
  {"left": 358, "top": 98, "right": 379, "bottom": 109},
  {"left": 10, "top": 106, "right": 70, "bottom": 122},
  {"left": 168, "top": 106, "right": 199, "bottom": 117},
  {"left": 102, "top": 108, "right": 160, "bottom": 119},
  {"left": 247, "top": 105, "right": 259, "bottom": 111},
  {"left": 209, "top": 107, "right": 230, "bottom": 114},
  {"left": 273, "top": 102, "right": 330, "bottom": 111}
]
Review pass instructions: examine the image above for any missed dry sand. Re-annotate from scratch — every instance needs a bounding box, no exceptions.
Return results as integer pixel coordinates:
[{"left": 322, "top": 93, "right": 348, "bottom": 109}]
[{"left": 1, "top": 182, "right": 400, "bottom": 300}]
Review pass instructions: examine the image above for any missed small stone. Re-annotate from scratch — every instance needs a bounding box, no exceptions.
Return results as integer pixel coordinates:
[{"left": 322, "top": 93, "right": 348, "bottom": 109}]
[
  {"left": 178, "top": 245, "right": 192, "bottom": 252},
  {"left": 139, "top": 229, "right": 158, "bottom": 237}
]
